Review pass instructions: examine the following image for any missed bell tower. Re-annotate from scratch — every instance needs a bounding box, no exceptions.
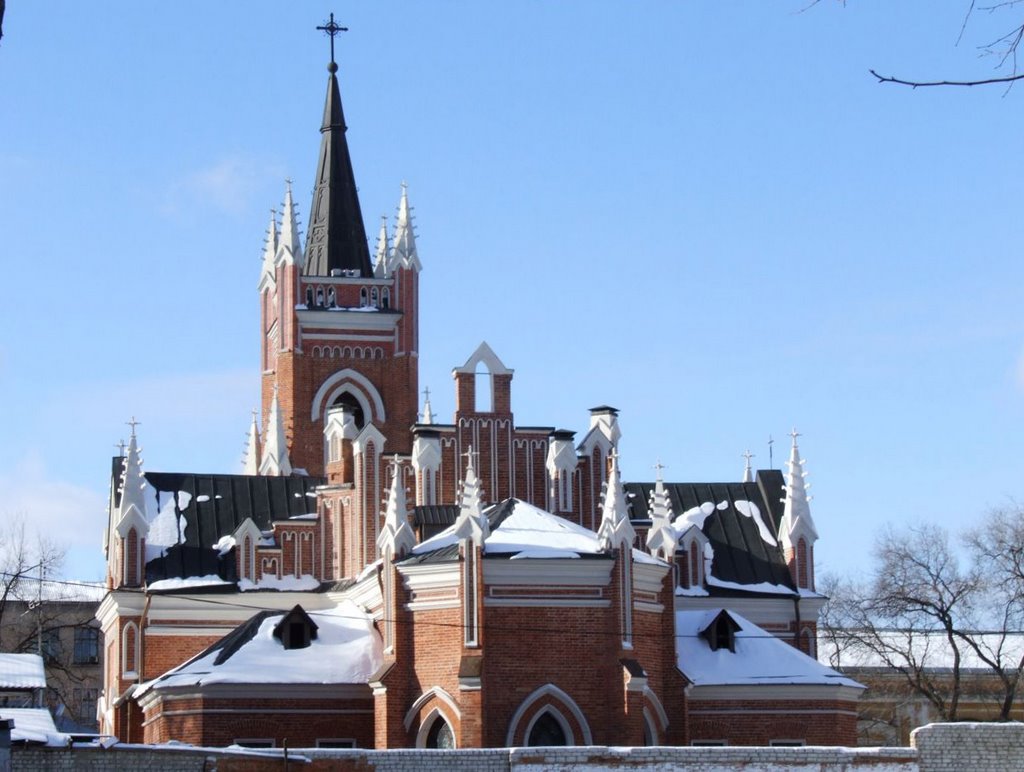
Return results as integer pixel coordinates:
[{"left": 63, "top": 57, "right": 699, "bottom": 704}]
[{"left": 258, "top": 18, "right": 420, "bottom": 479}]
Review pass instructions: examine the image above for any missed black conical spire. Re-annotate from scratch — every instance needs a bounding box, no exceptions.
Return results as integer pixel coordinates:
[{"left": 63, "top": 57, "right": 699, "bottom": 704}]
[{"left": 303, "top": 19, "right": 372, "bottom": 278}]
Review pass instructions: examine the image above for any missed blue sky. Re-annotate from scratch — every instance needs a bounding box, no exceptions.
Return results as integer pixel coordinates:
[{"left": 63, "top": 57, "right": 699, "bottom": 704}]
[{"left": 2, "top": 2, "right": 1023, "bottom": 582}]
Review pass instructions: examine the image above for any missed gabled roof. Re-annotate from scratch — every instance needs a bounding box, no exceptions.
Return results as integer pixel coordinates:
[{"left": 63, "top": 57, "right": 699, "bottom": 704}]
[
  {"left": 135, "top": 600, "right": 382, "bottom": 695},
  {"left": 677, "top": 609, "right": 863, "bottom": 689},
  {"left": 124, "top": 467, "right": 324, "bottom": 583},
  {"left": 626, "top": 469, "right": 795, "bottom": 595},
  {"left": 0, "top": 708, "right": 58, "bottom": 744}
]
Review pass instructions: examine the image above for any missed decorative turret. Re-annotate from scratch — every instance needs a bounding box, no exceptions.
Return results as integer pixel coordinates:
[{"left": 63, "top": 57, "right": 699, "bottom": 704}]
[
  {"left": 377, "top": 456, "right": 416, "bottom": 559},
  {"left": 645, "top": 463, "right": 676, "bottom": 563},
  {"left": 779, "top": 429, "right": 818, "bottom": 590},
  {"left": 597, "top": 452, "right": 635, "bottom": 551},
  {"left": 452, "top": 447, "right": 489, "bottom": 547},
  {"left": 373, "top": 215, "right": 390, "bottom": 278},
  {"left": 278, "top": 182, "right": 304, "bottom": 269},
  {"left": 419, "top": 387, "right": 434, "bottom": 425},
  {"left": 302, "top": 50, "right": 372, "bottom": 277},
  {"left": 545, "top": 429, "right": 577, "bottom": 513},
  {"left": 390, "top": 182, "right": 421, "bottom": 273},
  {"left": 243, "top": 410, "right": 261, "bottom": 475},
  {"left": 260, "top": 386, "right": 293, "bottom": 476},
  {"left": 114, "top": 419, "right": 149, "bottom": 587}
]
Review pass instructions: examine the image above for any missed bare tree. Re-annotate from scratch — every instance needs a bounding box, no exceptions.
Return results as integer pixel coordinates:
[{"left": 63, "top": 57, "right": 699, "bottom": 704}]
[
  {"left": 0, "top": 516, "right": 65, "bottom": 633},
  {"left": 824, "top": 519, "right": 1024, "bottom": 733},
  {"left": 810, "top": 1, "right": 1024, "bottom": 87}
]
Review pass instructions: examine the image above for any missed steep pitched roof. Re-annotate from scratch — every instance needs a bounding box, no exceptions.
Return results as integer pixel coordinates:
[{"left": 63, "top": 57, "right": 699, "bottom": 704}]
[
  {"left": 625, "top": 469, "right": 795, "bottom": 595},
  {"left": 0, "top": 654, "right": 45, "bottom": 690},
  {"left": 137, "top": 469, "right": 324, "bottom": 583}
]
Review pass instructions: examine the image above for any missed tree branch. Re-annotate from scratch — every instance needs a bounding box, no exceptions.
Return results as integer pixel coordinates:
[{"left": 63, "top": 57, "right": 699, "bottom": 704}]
[{"left": 870, "top": 68, "right": 1024, "bottom": 87}]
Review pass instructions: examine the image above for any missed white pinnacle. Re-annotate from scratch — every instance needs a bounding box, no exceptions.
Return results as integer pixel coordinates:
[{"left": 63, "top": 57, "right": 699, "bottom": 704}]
[
  {"left": 278, "top": 181, "right": 304, "bottom": 269},
  {"left": 243, "top": 409, "right": 261, "bottom": 475},
  {"left": 780, "top": 429, "right": 817, "bottom": 543},
  {"left": 420, "top": 387, "right": 434, "bottom": 425},
  {"left": 259, "top": 386, "right": 293, "bottom": 476},
  {"left": 390, "top": 182, "right": 421, "bottom": 272},
  {"left": 259, "top": 209, "right": 279, "bottom": 284},
  {"left": 742, "top": 450, "right": 754, "bottom": 484},
  {"left": 597, "top": 452, "right": 635, "bottom": 551},
  {"left": 452, "top": 446, "right": 489, "bottom": 547},
  {"left": 373, "top": 215, "right": 390, "bottom": 278},
  {"left": 378, "top": 455, "right": 417, "bottom": 558},
  {"left": 645, "top": 462, "right": 677, "bottom": 563},
  {"left": 118, "top": 420, "right": 148, "bottom": 522}
]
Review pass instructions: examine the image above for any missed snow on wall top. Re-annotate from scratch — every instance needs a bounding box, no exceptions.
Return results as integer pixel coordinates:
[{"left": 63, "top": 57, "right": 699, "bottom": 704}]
[
  {"left": 0, "top": 707, "right": 59, "bottom": 744},
  {"left": 0, "top": 654, "right": 46, "bottom": 690},
  {"left": 136, "top": 600, "right": 382, "bottom": 695},
  {"left": 676, "top": 609, "right": 862, "bottom": 689}
]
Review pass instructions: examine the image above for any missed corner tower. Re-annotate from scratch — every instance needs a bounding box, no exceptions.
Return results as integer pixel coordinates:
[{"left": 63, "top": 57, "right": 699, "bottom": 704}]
[{"left": 259, "top": 30, "right": 420, "bottom": 480}]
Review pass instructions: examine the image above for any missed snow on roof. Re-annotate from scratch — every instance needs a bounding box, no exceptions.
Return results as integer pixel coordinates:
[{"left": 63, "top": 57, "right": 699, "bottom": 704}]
[
  {"left": 147, "top": 575, "right": 235, "bottom": 592},
  {"left": 136, "top": 600, "right": 381, "bottom": 696},
  {"left": 819, "top": 628, "right": 1024, "bottom": 672},
  {"left": 0, "top": 708, "right": 58, "bottom": 744},
  {"left": 413, "top": 498, "right": 606, "bottom": 558},
  {"left": 8, "top": 579, "right": 106, "bottom": 604},
  {"left": 676, "top": 609, "right": 862, "bottom": 689},
  {"left": 0, "top": 654, "right": 46, "bottom": 690}
]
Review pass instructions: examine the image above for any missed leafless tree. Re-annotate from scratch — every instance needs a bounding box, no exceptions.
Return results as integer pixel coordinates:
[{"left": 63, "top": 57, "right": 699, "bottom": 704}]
[
  {"left": 0, "top": 516, "right": 65, "bottom": 632},
  {"left": 810, "top": 1, "right": 1024, "bottom": 87}
]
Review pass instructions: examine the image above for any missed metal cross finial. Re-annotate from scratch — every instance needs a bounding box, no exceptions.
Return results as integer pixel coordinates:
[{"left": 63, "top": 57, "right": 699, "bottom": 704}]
[
  {"left": 768, "top": 434, "right": 774, "bottom": 468},
  {"left": 461, "top": 445, "right": 479, "bottom": 469},
  {"left": 126, "top": 417, "right": 141, "bottom": 437},
  {"left": 789, "top": 427, "right": 802, "bottom": 444},
  {"left": 316, "top": 13, "right": 348, "bottom": 66},
  {"left": 423, "top": 386, "right": 431, "bottom": 402},
  {"left": 114, "top": 439, "right": 127, "bottom": 455},
  {"left": 389, "top": 453, "right": 402, "bottom": 479},
  {"left": 742, "top": 450, "right": 755, "bottom": 464}
]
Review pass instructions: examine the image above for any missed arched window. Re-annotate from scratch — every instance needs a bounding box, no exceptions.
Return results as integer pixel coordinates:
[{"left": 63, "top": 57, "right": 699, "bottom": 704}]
[
  {"left": 381, "top": 288, "right": 390, "bottom": 309},
  {"left": 359, "top": 287, "right": 368, "bottom": 307},
  {"left": 370, "top": 287, "right": 379, "bottom": 306},
  {"left": 305, "top": 287, "right": 313, "bottom": 307},
  {"left": 327, "top": 287, "right": 336, "bottom": 308},
  {"left": 316, "top": 287, "right": 324, "bottom": 307},
  {"left": 425, "top": 715, "right": 454, "bottom": 749},
  {"left": 331, "top": 392, "right": 365, "bottom": 430},
  {"left": 527, "top": 711, "right": 568, "bottom": 746},
  {"left": 797, "top": 537, "right": 808, "bottom": 588}
]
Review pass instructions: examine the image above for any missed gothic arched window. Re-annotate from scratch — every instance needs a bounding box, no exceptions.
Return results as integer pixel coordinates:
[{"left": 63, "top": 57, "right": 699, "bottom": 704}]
[
  {"left": 528, "top": 711, "right": 568, "bottom": 746},
  {"left": 425, "top": 716, "right": 454, "bottom": 749}
]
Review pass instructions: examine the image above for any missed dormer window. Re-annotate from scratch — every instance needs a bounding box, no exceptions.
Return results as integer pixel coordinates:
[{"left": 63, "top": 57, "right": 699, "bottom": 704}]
[
  {"left": 273, "top": 605, "right": 319, "bottom": 650},
  {"left": 700, "top": 610, "right": 741, "bottom": 653}
]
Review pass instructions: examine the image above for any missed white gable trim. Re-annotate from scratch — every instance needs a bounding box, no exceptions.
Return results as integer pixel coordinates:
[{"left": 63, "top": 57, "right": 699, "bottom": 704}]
[
  {"left": 310, "top": 369, "right": 386, "bottom": 424},
  {"left": 453, "top": 341, "right": 512, "bottom": 375},
  {"left": 403, "top": 686, "right": 461, "bottom": 731},
  {"left": 505, "top": 682, "right": 593, "bottom": 746}
]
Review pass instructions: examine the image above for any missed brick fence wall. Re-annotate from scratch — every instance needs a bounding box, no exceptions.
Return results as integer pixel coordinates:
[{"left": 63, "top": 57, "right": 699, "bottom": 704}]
[{"left": 10, "top": 723, "right": 1024, "bottom": 771}]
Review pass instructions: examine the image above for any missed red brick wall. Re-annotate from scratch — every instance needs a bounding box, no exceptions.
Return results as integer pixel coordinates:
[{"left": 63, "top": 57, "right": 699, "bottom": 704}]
[{"left": 687, "top": 697, "right": 859, "bottom": 746}]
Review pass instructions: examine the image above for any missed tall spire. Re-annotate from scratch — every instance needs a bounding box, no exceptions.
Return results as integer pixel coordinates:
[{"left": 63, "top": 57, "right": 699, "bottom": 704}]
[
  {"left": 373, "top": 215, "right": 390, "bottom": 278},
  {"left": 243, "top": 409, "right": 261, "bottom": 475},
  {"left": 597, "top": 452, "right": 635, "bottom": 550},
  {"left": 302, "top": 28, "right": 373, "bottom": 278},
  {"left": 260, "top": 386, "right": 293, "bottom": 476},
  {"left": 258, "top": 209, "right": 278, "bottom": 286},
  {"left": 780, "top": 429, "right": 817, "bottom": 541},
  {"left": 278, "top": 181, "right": 304, "bottom": 268},
  {"left": 390, "top": 182, "right": 421, "bottom": 272},
  {"left": 378, "top": 456, "right": 416, "bottom": 558},
  {"left": 419, "top": 387, "right": 434, "bottom": 424}
]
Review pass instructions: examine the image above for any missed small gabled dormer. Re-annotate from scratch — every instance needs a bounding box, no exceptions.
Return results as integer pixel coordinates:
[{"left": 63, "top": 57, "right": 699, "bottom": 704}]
[
  {"left": 700, "top": 610, "right": 741, "bottom": 653},
  {"left": 273, "top": 605, "right": 319, "bottom": 650},
  {"left": 675, "top": 524, "right": 710, "bottom": 591}
]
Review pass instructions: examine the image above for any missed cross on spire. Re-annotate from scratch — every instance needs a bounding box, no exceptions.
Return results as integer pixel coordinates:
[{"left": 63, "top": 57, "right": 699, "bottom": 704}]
[
  {"left": 742, "top": 449, "right": 755, "bottom": 464},
  {"left": 423, "top": 386, "right": 431, "bottom": 402},
  {"left": 789, "top": 427, "right": 802, "bottom": 444},
  {"left": 114, "top": 439, "right": 127, "bottom": 455},
  {"left": 316, "top": 13, "right": 348, "bottom": 69},
  {"left": 126, "top": 417, "right": 141, "bottom": 437}
]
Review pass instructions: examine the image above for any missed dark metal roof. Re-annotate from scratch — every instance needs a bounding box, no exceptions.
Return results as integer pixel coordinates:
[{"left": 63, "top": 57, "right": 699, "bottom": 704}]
[
  {"left": 141, "top": 471, "right": 325, "bottom": 583},
  {"left": 302, "top": 68, "right": 372, "bottom": 278},
  {"left": 412, "top": 505, "right": 459, "bottom": 527},
  {"left": 625, "top": 469, "right": 794, "bottom": 594}
]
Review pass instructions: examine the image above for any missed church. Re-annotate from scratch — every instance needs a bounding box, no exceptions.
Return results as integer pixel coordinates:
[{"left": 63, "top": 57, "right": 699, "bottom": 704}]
[{"left": 96, "top": 21, "right": 862, "bottom": 750}]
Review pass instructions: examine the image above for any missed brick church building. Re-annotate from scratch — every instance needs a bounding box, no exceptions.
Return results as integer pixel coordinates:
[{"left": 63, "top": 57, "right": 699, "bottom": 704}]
[{"left": 96, "top": 29, "right": 862, "bottom": 750}]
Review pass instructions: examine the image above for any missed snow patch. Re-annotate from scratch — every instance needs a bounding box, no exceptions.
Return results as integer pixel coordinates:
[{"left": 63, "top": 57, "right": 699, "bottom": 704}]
[
  {"left": 510, "top": 548, "right": 581, "bottom": 560},
  {"left": 674, "top": 503, "right": 715, "bottom": 532},
  {"left": 237, "top": 574, "right": 320, "bottom": 592},
  {"left": 195, "top": 494, "right": 211, "bottom": 503},
  {"left": 145, "top": 490, "right": 190, "bottom": 561},
  {"left": 212, "top": 535, "right": 236, "bottom": 557},
  {"left": 734, "top": 499, "right": 777, "bottom": 546},
  {"left": 147, "top": 575, "right": 233, "bottom": 592}
]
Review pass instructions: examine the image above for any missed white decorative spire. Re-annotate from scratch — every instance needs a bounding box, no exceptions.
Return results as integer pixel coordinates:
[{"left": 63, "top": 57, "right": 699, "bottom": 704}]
[
  {"left": 597, "top": 452, "right": 635, "bottom": 551},
  {"left": 277, "top": 181, "right": 304, "bottom": 269},
  {"left": 742, "top": 450, "right": 755, "bottom": 484},
  {"left": 378, "top": 455, "right": 417, "bottom": 558},
  {"left": 259, "top": 209, "right": 279, "bottom": 287},
  {"left": 780, "top": 429, "right": 817, "bottom": 543},
  {"left": 419, "top": 387, "right": 434, "bottom": 424},
  {"left": 373, "top": 215, "right": 390, "bottom": 278},
  {"left": 243, "top": 409, "right": 261, "bottom": 475},
  {"left": 390, "top": 182, "right": 421, "bottom": 272},
  {"left": 259, "top": 386, "right": 293, "bottom": 476},
  {"left": 452, "top": 446, "right": 489, "bottom": 547},
  {"left": 645, "top": 462, "right": 677, "bottom": 562},
  {"left": 118, "top": 418, "right": 148, "bottom": 522}
]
